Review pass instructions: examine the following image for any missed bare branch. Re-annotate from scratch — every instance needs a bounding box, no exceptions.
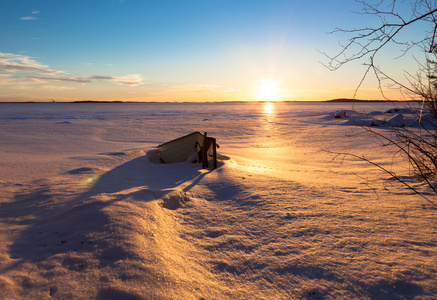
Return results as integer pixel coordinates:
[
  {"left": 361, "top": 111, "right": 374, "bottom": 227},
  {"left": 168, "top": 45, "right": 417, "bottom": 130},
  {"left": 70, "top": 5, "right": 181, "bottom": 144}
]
[
  {"left": 323, "top": 0, "right": 437, "bottom": 72},
  {"left": 325, "top": 0, "right": 437, "bottom": 201},
  {"left": 325, "top": 149, "right": 437, "bottom": 207}
]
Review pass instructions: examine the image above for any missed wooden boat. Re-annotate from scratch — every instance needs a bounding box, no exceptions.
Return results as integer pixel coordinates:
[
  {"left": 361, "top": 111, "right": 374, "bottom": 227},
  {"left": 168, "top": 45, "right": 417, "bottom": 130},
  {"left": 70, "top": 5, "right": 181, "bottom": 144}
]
[{"left": 157, "top": 131, "right": 218, "bottom": 168}]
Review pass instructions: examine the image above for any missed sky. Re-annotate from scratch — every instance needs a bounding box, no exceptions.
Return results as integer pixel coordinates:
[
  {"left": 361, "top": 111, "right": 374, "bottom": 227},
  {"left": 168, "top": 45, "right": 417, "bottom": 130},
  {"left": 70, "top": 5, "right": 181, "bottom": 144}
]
[{"left": 0, "top": 0, "right": 427, "bottom": 102}]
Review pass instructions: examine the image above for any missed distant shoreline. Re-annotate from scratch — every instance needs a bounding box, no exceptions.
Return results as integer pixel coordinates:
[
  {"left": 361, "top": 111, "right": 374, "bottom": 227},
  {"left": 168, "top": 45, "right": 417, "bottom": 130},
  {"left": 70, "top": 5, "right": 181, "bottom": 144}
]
[{"left": 0, "top": 98, "right": 417, "bottom": 104}]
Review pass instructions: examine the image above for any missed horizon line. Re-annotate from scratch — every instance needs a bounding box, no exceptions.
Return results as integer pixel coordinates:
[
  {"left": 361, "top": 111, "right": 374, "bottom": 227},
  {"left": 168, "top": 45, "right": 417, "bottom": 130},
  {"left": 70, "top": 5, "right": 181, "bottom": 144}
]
[{"left": 0, "top": 98, "right": 411, "bottom": 104}]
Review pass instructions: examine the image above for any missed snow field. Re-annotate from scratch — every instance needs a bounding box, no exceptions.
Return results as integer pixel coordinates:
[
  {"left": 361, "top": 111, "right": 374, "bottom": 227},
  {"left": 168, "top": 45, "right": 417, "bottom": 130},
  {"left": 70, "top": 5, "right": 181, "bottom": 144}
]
[{"left": 0, "top": 102, "right": 435, "bottom": 299}]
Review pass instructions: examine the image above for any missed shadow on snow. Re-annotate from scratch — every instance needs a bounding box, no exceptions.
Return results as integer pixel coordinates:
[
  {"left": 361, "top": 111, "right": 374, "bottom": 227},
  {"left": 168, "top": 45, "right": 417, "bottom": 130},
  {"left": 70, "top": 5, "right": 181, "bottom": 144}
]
[{"left": 1, "top": 155, "right": 220, "bottom": 265}]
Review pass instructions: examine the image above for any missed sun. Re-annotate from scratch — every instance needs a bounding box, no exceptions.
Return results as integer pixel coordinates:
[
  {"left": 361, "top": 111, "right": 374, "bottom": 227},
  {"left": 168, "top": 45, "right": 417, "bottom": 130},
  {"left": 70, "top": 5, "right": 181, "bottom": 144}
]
[{"left": 258, "top": 79, "right": 280, "bottom": 101}]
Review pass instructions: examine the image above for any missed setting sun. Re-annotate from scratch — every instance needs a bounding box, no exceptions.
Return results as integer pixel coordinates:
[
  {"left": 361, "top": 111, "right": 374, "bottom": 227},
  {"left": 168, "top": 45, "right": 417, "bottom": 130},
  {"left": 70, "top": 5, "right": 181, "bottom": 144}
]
[{"left": 258, "top": 79, "right": 280, "bottom": 101}]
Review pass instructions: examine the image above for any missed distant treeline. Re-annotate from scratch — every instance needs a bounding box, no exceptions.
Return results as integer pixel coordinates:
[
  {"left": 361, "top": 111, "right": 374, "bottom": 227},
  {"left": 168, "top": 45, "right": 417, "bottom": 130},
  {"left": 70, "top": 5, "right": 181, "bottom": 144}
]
[
  {"left": 73, "top": 100, "right": 124, "bottom": 103},
  {"left": 0, "top": 100, "right": 125, "bottom": 103},
  {"left": 327, "top": 98, "right": 403, "bottom": 102}
]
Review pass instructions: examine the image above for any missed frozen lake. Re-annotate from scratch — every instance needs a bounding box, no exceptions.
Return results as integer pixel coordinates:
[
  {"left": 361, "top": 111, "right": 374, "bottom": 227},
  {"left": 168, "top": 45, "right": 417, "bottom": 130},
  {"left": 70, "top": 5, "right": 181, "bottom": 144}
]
[
  {"left": 0, "top": 101, "right": 416, "bottom": 185},
  {"left": 0, "top": 101, "right": 435, "bottom": 299}
]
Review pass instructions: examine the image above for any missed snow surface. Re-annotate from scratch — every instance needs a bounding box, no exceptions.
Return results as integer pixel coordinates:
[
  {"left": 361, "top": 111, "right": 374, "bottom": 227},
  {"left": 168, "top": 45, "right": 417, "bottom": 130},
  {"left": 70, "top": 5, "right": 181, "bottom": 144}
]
[{"left": 0, "top": 102, "right": 436, "bottom": 299}]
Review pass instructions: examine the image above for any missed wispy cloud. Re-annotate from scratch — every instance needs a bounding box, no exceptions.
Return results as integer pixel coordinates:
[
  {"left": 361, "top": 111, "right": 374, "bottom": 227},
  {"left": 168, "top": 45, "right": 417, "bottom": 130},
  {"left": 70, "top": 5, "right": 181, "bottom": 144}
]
[
  {"left": 88, "top": 75, "right": 113, "bottom": 80},
  {"left": 0, "top": 51, "right": 144, "bottom": 87},
  {"left": 26, "top": 76, "right": 91, "bottom": 84},
  {"left": 10, "top": 85, "right": 33, "bottom": 90},
  {"left": 0, "top": 74, "right": 75, "bottom": 90},
  {"left": 87, "top": 74, "right": 144, "bottom": 86},
  {"left": 20, "top": 16, "right": 38, "bottom": 20},
  {"left": 0, "top": 52, "right": 61, "bottom": 74},
  {"left": 25, "top": 74, "right": 144, "bottom": 86},
  {"left": 37, "top": 85, "right": 75, "bottom": 90},
  {"left": 21, "top": 10, "right": 40, "bottom": 20},
  {"left": 0, "top": 74, "right": 19, "bottom": 84},
  {"left": 112, "top": 74, "right": 143, "bottom": 86}
]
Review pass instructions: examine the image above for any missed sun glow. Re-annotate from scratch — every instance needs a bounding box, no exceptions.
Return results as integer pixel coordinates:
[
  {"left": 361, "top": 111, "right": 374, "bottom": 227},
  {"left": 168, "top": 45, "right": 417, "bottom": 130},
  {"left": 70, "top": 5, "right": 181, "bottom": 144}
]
[
  {"left": 264, "top": 102, "right": 274, "bottom": 115},
  {"left": 258, "top": 79, "right": 280, "bottom": 101}
]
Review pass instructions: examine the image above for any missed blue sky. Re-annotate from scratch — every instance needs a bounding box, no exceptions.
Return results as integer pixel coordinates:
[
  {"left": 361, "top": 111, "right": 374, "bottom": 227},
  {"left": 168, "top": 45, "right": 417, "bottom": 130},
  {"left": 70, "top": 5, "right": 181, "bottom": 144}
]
[{"left": 0, "top": 0, "right": 425, "bottom": 102}]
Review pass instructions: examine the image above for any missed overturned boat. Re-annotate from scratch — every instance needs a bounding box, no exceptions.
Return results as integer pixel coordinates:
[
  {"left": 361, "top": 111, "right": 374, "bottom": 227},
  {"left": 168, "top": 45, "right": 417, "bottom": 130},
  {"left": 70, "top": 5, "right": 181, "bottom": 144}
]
[{"left": 157, "top": 131, "right": 218, "bottom": 169}]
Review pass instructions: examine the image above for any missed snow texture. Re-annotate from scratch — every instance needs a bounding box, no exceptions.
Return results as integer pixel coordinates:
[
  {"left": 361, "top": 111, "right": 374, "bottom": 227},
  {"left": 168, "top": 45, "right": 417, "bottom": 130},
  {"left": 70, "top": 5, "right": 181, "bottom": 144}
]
[{"left": 0, "top": 102, "right": 435, "bottom": 299}]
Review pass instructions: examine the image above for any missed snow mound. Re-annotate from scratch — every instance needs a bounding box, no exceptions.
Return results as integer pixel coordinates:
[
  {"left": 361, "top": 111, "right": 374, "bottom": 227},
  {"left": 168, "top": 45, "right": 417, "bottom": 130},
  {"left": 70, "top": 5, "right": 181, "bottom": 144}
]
[
  {"left": 331, "top": 105, "right": 434, "bottom": 128},
  {"left": 1, "top": 184, "right": 213, "bottom": 299},
  {"left": 333, "top": 110, "right": 358, "bottom": 119},
  {"left": 0, "top": 153, "right": 221, "bottom": 299},
  {"left": 387, "top": 113, "right": 406, "bottom": 127},
  {"left": 416, "top": 113, "right": 437, "bottom": 129},
  {"left": 145, "top": 149, "right": 161, "bottom": 163},
  {"left": 384, "top": 107, "right": 413, "bottom": 114}
]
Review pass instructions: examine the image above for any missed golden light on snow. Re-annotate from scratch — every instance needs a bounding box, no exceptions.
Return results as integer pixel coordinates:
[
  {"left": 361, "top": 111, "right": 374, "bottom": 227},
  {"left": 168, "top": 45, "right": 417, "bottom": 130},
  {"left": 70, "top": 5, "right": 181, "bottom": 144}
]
[
  {"left": 1, "top": 102, "right": 435, "bottom": 299},
  {"left": 257, "top": 79, "right": 280, "bottom": 101},
  {"left": 264, "top": 102, "right": 274, "bottom": 115},
  {"left": 77, "top": 175, "right": 99, "bottom": 190}
]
